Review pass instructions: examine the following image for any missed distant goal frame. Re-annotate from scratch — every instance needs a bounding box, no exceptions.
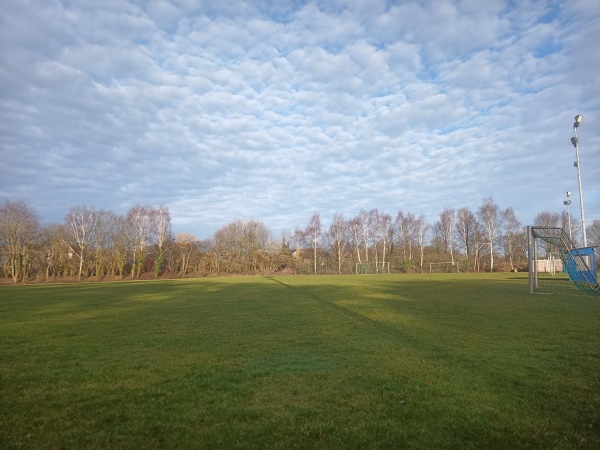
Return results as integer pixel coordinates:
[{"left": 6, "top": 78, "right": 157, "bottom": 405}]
[
  {"left": 429, "top": 262, "right": 460, "bottom": 273},
  {"left": 355, "top": 262, "right": 390, "bottom": 275}
]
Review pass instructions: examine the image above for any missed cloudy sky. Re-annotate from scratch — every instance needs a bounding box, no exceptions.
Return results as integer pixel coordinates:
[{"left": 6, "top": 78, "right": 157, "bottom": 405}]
[{"left": 1, "top": 0, "right": 599, "bottom": 238}]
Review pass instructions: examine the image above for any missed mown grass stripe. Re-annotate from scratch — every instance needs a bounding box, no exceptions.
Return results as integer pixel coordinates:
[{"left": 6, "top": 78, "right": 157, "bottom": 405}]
[{"left": 0, "top": 273, "right": 598, "bottom": 449}]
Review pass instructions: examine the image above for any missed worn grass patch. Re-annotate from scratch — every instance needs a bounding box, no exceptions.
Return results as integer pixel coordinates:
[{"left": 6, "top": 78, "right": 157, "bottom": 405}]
[{"left": 1, "top": 274, "right": 599, "bottom": 449}]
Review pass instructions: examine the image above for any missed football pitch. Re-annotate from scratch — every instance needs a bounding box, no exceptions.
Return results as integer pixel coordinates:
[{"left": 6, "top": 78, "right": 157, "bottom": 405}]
[{"left": 1, "top": 273, "right": 598, "bottom": 449}]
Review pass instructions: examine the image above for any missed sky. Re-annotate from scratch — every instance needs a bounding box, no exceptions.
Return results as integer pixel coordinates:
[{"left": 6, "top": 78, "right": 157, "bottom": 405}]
[{"left": 1, "top": 0, "right": 599, "bottom": 239}]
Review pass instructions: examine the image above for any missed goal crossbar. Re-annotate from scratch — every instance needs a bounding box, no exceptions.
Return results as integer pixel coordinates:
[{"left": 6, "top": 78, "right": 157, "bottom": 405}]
[
  {"left": 429, "top": 262, "right": 460, "bottom": 273},
  {"left": 355, "top": 262, "right": 390, "bottom": 275}
]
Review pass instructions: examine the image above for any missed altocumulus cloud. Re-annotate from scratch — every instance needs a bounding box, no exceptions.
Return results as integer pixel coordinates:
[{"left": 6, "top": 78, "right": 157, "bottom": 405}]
[{"left": 0, "top": 0, "right": 598, "bottom": 237}]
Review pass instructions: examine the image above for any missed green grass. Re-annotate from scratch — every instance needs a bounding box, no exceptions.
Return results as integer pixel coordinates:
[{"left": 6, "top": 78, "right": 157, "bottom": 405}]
[{"left": 1, "top": 273, "right": 599, "bottom": 449}]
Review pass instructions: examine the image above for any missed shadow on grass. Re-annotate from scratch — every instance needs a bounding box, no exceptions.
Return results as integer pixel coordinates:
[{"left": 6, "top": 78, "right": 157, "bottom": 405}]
[{"left": 1, "top": 274, "right": 598, "bottom": 449}]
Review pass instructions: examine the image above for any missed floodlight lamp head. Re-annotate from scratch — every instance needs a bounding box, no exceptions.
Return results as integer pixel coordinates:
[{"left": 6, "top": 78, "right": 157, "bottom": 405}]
[
  {"left": 566, "top": 191, "right": 571, "bottom": 197},
  {"left": 571, "top": 136, "right": 578, "bottom": 147},
  {"left": 574, "top": 114, "right": 583, "bottom": 128},
  {"left": 564, "top": 200, "right": 571, "bottom": 206}
]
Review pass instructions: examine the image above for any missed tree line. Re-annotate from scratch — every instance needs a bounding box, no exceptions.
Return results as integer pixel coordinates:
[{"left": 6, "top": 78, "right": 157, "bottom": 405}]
[{"left": 1, "top": 198, "right": 598, "bottom": 283}]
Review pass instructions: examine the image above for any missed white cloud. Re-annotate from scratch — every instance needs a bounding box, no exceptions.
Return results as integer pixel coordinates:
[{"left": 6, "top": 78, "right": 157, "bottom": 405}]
[{"left": 0, "top": 0, "right": 599, "bottom": 238}]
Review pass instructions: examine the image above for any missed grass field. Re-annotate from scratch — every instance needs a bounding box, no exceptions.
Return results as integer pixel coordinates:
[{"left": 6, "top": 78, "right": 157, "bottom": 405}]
[{"left": 1, "top": 273, "right": 599, "bottom": 449}]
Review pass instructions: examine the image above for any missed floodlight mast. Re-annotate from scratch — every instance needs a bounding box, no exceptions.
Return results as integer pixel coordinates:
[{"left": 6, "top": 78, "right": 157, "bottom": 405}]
[
  {"left": 563, "top": 191, "right": 572, "bottom": 240},
  {"left": 571, "top": 114, "right": 587, "bottom": 247}
]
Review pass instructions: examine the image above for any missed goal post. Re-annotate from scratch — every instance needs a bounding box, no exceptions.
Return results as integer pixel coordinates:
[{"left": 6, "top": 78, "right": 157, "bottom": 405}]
[
  {"left": 355, "top": 262, "right": 390, "bottom": 275},
  {"left": 527, "top": 226, "right": 599, "bottom": 296},
  {"left": 429, "top": 262, "right": 460, "bottom": 273}
]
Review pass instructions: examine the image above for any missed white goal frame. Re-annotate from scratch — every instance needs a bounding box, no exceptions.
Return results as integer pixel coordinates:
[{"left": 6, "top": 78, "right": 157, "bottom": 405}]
[
  {"left": 527, "top": 226, "right": 600, "bottom": 295},
  {"left": 429, "top": 262, "right": 460, "bottom": 273},
  {"left": 355, "top": 262, "right": 390, "bottom": 275}
]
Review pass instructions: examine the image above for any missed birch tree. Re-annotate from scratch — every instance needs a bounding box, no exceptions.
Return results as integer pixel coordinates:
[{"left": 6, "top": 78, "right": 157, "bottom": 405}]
[
  {"left": 329, "top": 212, "right": 347, "bottom": 275},
  {"left": 395, "top": 211, "right": 408, "bottom": 268},
  {"left": 357, "top": 209, "right": 378, "bottom": 263},
  {"left": 67, "top": 205, "right": 97, "bottom": 281},
  {"left": 306, "top": 213, "right": 321, "bottom": 275},
  {"left": 438, "top": 208, "right": 455, "bottom": 265},
  {"left": 416, "top": 214, "right": 429, "bottom": 272},
  {"left": 396, "top": 211, "right": 418, "bottom": 271},
  {"left": 374, "top": 211, "right": 392, "bottom": 271},
  {"left": 502, "top": 207, "right": 521, "bottom": 272},
  {"left": 348, "top": 217, "right": 362, "bottom": 264},
  {"left": 154, "top": 205, "right": 171, "bottom": 277},
  {"left": 127, "top": 205, "right": 156, "bottom": 279},
  {"left": 477, "top": 197, "right": 501, "bottom": 272}
]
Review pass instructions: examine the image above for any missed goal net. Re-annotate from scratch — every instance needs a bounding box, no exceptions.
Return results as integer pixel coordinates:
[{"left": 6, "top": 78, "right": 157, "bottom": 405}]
[
  {"left": 356, "top": 262, "right": 390, "bottom": 275},
  {"left": 527, "top": 226, "right": 599, "bottom": 296},
  {"left": 429, "top": 262, "right": 460, "bottom": 273}
]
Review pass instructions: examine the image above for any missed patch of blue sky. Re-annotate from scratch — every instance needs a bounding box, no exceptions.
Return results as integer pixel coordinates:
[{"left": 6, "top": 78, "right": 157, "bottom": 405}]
[
  {"left": 315, "top": 41, "right": 348, "bottom": 56},
  {"left": 436, "top": 124, "right": 465, "bottom": 136},
  {"left": 262, "top": 0, "right": 307, "bottom": 23},
  {"left": 534, "top": 40, "right": 562, "bottom": 58},
  {"left": 473, "top": 103, "right": 509, "bottom": 118},
  {"left": 512, "top": 81, "right": 545, "bottom": 95},
  {"left": 414, "top": 62, "right": 439, "bottom": 82},
  {"left": 414, "top": 60, "right": 440, "bottom": 84},
  {"left": 537, "top": 2, "right": 562, "bottom": 24}
]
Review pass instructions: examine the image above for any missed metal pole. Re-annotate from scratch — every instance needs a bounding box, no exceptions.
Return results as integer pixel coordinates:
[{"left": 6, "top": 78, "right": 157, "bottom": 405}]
[
  {"left": 565, "top": 192, "right": 573, "bottom": 240},
  {"left": 534, "top": 237, "right": 539, "bottom": 289},
  {"left": 572, "top": 118, "right": 587, "bottom": 247},
  {"left": 568, "top": 204, "right": 572, "bottom": 240},
  {"left": 527, "top": 226, "right": 534, "bottom": 294}
]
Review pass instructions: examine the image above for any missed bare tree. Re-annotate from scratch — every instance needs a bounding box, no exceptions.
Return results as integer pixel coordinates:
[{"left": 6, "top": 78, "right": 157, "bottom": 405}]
[
  {"left": 127, "top": 205, "right": 156, "bottom": 279},
  {"left": 329, "top": 212, "right": 347, "bottom": 275},
  {"left": 560, "top": 211, "right": 581, "bottom": 246},
  {"left": 67, "top": 205, "right": 97, "bottom": 281},
  {"left": 396, "top": 211, "right": 418, "bottom": 271},
  {"left": 348, "top": 217, "right": 362, "bottom": 264},
  {"left": 214, "top": 221, "right": 243, "bottom": 273},
  {"left": 306, "top": 213, "right": 321, "bottom": 275},
  {"left": 154, "top": 205, "right": 171, "bottom": 277},
  {"left": 110, "top": 214, "right": 134, "bottom": 279},
  {"left": 374, "top": 211, "right": 392, "bottom": 271},
  {"left": 214, "top": 220, "right": 272, "bottom": 274},
  {"left": 502, "top": 207, "right": 522, "bottom": 272},
  {"left": 587, "top": 219, "right": 600, "bottom": 249},
  {"left": 358, "top": 209, "right": 376, "bottom": 263},
  {"left": 416, "top": 214, "right": 429, "bottom": 272},
  {"left": 39, "top": 224, "right": 71, "bottom": 281},
  {"left": 533, "top": 211, "right": 561, "bottom": 228},
  {"left": 395, "top": 211, "right": 407, "bottom": 263},
  {"left": 455, "top": 207, "right": 478, "bottom": 271},
  {"left": 91, "top": 210, "right": 118, "bottom": 279},
  {"left": 364, "top": 209, "right": 391, "bottom": 271},
  {"left": 473, "top": 227, "right": 489, "bottom": 272},
  {"left": 175, "top": 232, "right": 198, "bottom": 276},
  {"left": 291, "top": 226, "right": 306, "bottom": 272},
  {"left": 438, "top": 208, "right": 455, "bottom": 265},
  {"left": 477, "top": 197, "right": 501, "bottom": 272},
  {"left": 0, "top": 201, "right": 40, "bottom": 283},
  {"left": 246, "top": 221, "right": 274, "bottom": 273}
]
